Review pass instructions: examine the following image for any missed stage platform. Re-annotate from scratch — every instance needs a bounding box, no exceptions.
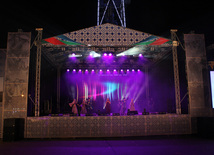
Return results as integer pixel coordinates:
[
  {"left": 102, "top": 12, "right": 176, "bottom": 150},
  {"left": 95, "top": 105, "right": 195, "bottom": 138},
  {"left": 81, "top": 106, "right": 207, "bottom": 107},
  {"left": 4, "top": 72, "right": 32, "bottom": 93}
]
[{"left": 26, "top": 114, "right": 191, "bottom": 138}]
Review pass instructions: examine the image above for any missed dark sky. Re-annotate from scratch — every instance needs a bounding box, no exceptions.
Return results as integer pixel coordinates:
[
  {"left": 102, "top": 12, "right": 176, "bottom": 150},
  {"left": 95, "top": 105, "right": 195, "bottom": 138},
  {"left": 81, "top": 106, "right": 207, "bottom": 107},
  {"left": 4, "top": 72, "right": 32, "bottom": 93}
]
[{"left": 1, "top": 0, "right": 214, "bottom": 48}]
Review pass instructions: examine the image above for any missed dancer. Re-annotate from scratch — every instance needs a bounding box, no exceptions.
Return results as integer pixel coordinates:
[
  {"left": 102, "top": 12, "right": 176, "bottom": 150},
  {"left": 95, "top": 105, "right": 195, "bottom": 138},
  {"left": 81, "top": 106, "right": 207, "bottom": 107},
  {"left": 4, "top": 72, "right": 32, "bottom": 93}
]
[
  {"left": 129, "top": 99, "right": 135, "bottom": 111},
  {"left": 119, "top": 97, "right": 128, "bottom": 115},
  {"left": 80, "top": 99, "right": 88, "bottom": 115},
  {"left": 86, "top": 98, "right": 93, "bottom": 113},
  {"left": 69, "top": 99, "right": 78, "bottom": 115},
  {"left": 105, "top": 98, "right": 111, "bottom": 115}
]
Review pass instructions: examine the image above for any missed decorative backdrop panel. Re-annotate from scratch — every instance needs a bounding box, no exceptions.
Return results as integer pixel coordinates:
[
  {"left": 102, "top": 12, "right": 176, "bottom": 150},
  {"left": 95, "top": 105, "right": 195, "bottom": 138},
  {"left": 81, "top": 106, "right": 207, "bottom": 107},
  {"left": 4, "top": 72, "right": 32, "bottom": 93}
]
[
  {"left": 3, "top": 32, "right": 31, "bottom": 119},
  {"left": 26, "top": 114, "right": 191, "bottom": 138}
]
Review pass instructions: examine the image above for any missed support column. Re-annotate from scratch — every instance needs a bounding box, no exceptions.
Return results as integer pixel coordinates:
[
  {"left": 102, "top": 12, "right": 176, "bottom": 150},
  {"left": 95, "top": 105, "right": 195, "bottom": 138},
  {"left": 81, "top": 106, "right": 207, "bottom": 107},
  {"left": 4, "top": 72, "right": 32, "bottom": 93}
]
[
  {"left": 57, "top": 67, "right": 61, "bottom": 113},
  {"left": 171, "top": 29, "right": 181, "bottom": 114},
  {"left": 35, "top": 28, "right": 43, "bottom": 117}
]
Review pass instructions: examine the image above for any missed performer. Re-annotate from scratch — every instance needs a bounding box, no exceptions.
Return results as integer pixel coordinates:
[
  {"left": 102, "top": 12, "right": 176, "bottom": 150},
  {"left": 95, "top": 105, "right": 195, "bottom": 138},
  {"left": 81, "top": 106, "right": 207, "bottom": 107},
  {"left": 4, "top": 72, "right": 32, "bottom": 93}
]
[
  {"left": 129, "top": 99, "right": 135, "bottom": 111},
  {"left": 105, "top": 98, "right": 111, "bottom": 115},
  {"left": 80, "top": 99, "right": 88, "bottom": 115},
  {"left": 69, "top": 99, "right": 78, "bottom": 115},
  {"left": 119, "top": 97, "right": 128, "bottom": 115},
  {"left": 86, "top": 98, "right": 93, "bottom": 113}
]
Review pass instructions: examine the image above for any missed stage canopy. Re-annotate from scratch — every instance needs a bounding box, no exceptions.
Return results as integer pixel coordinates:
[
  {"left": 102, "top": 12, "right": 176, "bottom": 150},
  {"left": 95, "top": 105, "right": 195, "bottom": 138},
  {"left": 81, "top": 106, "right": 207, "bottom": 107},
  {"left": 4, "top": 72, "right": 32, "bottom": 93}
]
[{"left": 41, "top": 23, "right": 172, "bottom": 69}]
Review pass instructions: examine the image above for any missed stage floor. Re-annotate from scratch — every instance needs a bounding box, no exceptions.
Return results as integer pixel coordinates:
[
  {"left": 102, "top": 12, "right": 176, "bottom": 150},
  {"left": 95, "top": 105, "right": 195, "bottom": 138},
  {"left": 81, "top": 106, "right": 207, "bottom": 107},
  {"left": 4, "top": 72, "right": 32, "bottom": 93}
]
[{"left": 26, "top": 114, "right": 191, "bottom": 138}]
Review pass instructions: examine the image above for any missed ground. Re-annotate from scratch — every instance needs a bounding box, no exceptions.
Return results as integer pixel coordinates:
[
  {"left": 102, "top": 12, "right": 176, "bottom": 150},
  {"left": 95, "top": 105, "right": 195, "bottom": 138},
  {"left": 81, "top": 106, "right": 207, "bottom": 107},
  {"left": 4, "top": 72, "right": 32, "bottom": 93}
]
[{"left": 0, "top": 135, "right": 214, "bottom": 155}]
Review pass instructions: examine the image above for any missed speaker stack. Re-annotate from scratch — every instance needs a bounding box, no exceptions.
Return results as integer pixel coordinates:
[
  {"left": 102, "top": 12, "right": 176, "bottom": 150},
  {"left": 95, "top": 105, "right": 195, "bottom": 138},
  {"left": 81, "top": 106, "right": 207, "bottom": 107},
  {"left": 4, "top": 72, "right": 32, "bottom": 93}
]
[{"left": 3, "top": 118, "right": 25, "bottom": 142}]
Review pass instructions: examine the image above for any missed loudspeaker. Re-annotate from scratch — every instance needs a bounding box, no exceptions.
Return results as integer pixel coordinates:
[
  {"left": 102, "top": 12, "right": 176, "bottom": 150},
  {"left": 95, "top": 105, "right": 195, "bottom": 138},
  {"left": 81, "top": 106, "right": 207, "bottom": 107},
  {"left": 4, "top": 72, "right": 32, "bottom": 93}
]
[
  {"left": 142, "top": 112, "right": 149, "bottom": 115},
  {"left": 113, "top": 113, "right": 120, "bottom": 116},
  {"left": 3, "top": 118, "right": 25, "bottom": 142},
  {"left": 127, "top": 111, "right": 138, "bottom": 115}
]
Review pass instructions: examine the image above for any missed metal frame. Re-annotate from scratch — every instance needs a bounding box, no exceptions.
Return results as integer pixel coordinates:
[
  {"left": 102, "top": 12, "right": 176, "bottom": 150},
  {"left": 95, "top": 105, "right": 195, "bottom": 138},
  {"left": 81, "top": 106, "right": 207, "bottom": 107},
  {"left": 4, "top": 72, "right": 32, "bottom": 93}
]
[
  {"left": 171, "top": 29, "right": 181, "bottom": 114},
  {"left": 97, "top": 0, "right": 126, "bottom": 27},
  {"left": 35, "top": 28, "right": 43, "bottom": 117}
]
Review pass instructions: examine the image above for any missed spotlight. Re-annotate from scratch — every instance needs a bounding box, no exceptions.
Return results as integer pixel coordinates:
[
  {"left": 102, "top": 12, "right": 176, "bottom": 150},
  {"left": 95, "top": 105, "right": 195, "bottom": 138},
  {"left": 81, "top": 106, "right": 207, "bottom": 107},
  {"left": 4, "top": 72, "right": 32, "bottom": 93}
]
[
  {"left": 72, "top": 53, "right": 75, "bottom": 56},
  {"left": 73, "top": 69, "right": 76, "bottom": 72},
  {"left": 132, "top": 69, "right": 135, "bottom": 72},
  {"left": 121, "top": 69, "right": 123, "bottom": 72},
  {"left": 107, "top": 69, "right": 109, "bottom": 72},
  {"left": 79, "top": 69, "right": 81, "bottom": 72},
  {"left": 67, "top": 69, "right": 70, "bottom": 72},
  {"left": 92, "top": 69, "right": 94, "bottom": 72},
  {"left": 109, "top": 53, "right": 112, "bottom": 56},
  {"left": 100, "top": 69, "right": 102, "bottom": 72},
  {"left": 85, "top": 69, "right": 88, "bottom": 72},
  {"left": 138, "top": 69, "right": 140, "bottom": 71},
  {"left": 104, "top": 53, "right": 107, "bottom": 56},
  {"left": 114, "top": 69, "right": 116, "bottom": 72},
  {"left": 139, "top": 53, "right": 142, "bottom": 57},
  {"left": 127, "top": 69, "right": 129, "bottom": 72}
]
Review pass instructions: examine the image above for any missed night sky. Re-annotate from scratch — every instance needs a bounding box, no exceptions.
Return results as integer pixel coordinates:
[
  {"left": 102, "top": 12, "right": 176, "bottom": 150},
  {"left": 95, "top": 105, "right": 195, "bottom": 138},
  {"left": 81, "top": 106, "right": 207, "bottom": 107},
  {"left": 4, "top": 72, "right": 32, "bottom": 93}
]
[{"left": 1, "top": 0, "right": 214, "bottom": 48}]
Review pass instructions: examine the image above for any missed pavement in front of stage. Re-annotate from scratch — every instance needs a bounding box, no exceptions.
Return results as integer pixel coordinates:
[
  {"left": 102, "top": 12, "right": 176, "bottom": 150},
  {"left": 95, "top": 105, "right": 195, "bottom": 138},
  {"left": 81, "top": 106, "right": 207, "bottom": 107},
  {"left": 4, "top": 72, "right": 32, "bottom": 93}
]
[{"left": 0, "top": 136, "right": 214, "bottom": 155}]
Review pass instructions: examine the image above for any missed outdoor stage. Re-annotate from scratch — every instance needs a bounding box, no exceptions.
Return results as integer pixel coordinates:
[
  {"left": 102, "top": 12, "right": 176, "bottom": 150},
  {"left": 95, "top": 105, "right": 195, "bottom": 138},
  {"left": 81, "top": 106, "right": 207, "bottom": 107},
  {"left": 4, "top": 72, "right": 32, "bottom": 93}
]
[{"left": 26, "top": 114, "right": 191, "bottom": 138}]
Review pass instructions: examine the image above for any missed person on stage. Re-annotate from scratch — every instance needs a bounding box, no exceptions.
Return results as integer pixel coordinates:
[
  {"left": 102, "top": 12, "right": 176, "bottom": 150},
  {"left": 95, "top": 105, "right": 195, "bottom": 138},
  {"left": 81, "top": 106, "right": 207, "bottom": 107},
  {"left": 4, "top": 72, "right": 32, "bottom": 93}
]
[
  {"left": 86, "top": 98, "right": 93, "bottom": 113},
  {"left": 129, "top": 99, "right": 135, "bottom": 111},
  {"left": 119, "top": 97, "right": 128, "bottom": 115},
  {"left": 80, "top": 99, "right": 88, "bottom": 115},
  {"left": 105, "top": 98, "right": 111, "bottom": 115},
  {"left": 69, "top": 99, "right": 78, "bottom": 115}
]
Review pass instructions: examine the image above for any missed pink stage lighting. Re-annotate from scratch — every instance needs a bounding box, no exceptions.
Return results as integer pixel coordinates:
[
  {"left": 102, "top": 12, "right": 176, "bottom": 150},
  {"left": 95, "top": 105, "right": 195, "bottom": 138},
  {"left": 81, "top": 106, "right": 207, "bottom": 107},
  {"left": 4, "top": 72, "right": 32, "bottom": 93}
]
[
  {"left": 132, "top": 69, "right": 135, "bottom": 72},
  {"left": 139, "top": 53, "right": 142, "bottom": 57},
  {"left": 127, "top": 69, "right": 129, "bottom": 72},
  {"left": 109, "top": 53, "right": 112, "bottom": 56},
  {"left": 104, "top": 53, "right": 107, "bottom": 56},
  {"left": 79, "top": 69, "right": 81, "bottom": 72},
  {"left": 107, "top": 69, "right": 109, "bottom": 72},
  {"left": 73, "top": 69, "right": 76, "bottom": 72},
  {"left": 67, "top": 69, "right": 70, "bottom": 72},
  {"left": 138, "top": 69, "right": 140, "bottom": 72}
]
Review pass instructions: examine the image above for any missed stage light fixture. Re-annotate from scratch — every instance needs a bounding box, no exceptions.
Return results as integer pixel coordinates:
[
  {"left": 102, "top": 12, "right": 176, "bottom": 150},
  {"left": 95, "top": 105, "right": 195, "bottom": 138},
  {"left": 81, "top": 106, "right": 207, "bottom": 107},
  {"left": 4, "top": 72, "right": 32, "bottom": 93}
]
[
  {"left": 100, "top": 69, "right": 102, "bottom": 72},
  {"left": 109, "top": 53, "right": 112, "bottom": 56},
  {"left": 114, "top": 69, "right": 116, "bottom": 72},
  {"left": 121, "top": 69, "right": 123, "bottom": 72},
  {"left": 73, "top": 69, "right": 76, "bottom": 72},
  {"left": 139, "top": 53, "right": 142, "bottom": 57},
  {"left": 67, "top": 69, "right": 70, "bottom": 72},
  {"left": 92, "top": 69, "right": 94, "bottom": 72},
  {"left": 127, "top": 69, "right": 129, "bottom": 72},
  {"left": 85, "top": 69, "right": 88, "bottom": 72},
  {"left": 104, "top": 53, "right": 107, "bottom": 56},
  {"left": 138, "top": 69, "right": 140, "bottom": 71},
  {"left": 132, "top": 69, "right": 135, "bottom": 72},
  {"left": 107, "top": 69, "right": 109, "bottom": 72},
  {"left": 79, "top": 69, "right": 82, "bottom": 72}
]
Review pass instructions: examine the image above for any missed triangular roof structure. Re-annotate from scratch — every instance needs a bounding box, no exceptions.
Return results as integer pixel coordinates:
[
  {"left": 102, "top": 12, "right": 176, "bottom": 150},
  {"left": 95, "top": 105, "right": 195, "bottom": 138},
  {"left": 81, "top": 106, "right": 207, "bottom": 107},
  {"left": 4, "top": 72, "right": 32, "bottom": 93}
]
[{"left": 43, "top": 23, "right": 170, "bottom": 47}]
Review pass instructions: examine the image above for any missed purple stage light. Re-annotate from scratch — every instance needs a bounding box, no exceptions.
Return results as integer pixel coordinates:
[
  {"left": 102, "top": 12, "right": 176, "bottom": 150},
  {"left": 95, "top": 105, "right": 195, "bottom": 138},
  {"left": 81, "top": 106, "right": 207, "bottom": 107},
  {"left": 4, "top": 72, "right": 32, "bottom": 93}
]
[
  {"left": 72, "top": 53, "right": 75, "bottom": 56},
  {"left": 104, "top": 53, "right": 107, "bottom": 56},
  {"left": 85, "top": 69, "right": 88, "bottom": 72},
  {"left": 67, "top": 69, "right": 70, "bottom": 72},
  {"left": 109, "top": 53, "right": 112, "bottom": 56},
  {"left": 132, "top": 69, "right": 135, "bottom": 72},
  {"left": 127, "top": 69, "right": 129, "bottom": 72},
  {"left": 138, "top": 69, "right": 140, "bottom": 72},
  {"left": 114, "top": 69, "right": 116, "bottom": 72},
  {"left": 73, "top": 69, "right": 76, "bottom": 72},
  {"left": 79, "top": 69, "right": 81, "bottom": 72},
  {"left": 100, "top": 69, "right": 102, "bottom": 72},
  {"left": 121, "top": 69, "right": 123, "bottom": 72},
  {"left": 107, "top": 69, "right": 109, "bottom": 72},
  {"left": 92, "top": 69, "right": 94, "bottom": 72},
  {"left": 139, "top": 53, "right": 142, "bottom": 57}
]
